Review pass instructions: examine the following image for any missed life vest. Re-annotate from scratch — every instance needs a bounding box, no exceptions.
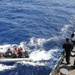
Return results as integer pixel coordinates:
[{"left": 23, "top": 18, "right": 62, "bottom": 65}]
[{"left": 14, "top": 51, "right": 18, "bottom": 56}]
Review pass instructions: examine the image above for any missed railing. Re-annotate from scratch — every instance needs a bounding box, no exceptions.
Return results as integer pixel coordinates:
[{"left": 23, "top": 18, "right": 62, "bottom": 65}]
[{"left": 49, "top": 52, "right": 64, "bottom": 75}]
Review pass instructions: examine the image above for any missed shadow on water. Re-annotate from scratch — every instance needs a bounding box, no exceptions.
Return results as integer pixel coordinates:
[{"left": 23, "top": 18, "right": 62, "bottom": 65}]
[
  {"left": 43, "top": 40, "right": 58, "bottom": 51},
  {"left": 0, "top": 62, "right": 15, "bottom": 66}
]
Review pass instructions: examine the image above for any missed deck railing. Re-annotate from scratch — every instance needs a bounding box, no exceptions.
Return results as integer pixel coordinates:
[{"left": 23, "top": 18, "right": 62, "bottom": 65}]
[{"left": 49, "top": 52, "right": 64, "bottom": 75}]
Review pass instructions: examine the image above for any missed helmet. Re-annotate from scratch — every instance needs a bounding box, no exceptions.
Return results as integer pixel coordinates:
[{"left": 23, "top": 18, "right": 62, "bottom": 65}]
[{"left": 8, "top": 48, "right": 11, "bottom": 50}]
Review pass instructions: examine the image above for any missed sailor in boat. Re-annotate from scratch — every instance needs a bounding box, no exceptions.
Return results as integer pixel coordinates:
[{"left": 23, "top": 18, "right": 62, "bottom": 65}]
[
  {"left": 0, "top": 46, "right": 29, "bottom": 59},
  {"left": 5, "top": 48, "right": 12, "bottom": 58},
  {"left": 17, "top": 46, "right": 29, "bottom": 58},
  {"left": 24, "top": 50, "right": 29, "bottom": 58},
  {"left": 18, "top": 47, "right": 23, "bottom": 58},
  {"left": 0, "top": 53, "right": 5, "bottom": 58},
  {"left": 13, "top": 47, "right": 19, "bottom": 58}
]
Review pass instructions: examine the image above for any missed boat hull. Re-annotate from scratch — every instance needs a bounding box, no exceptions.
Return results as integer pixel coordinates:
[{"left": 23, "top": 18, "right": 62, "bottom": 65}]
[{"left": 0, "top": 58, "right": 32, "bottom": 63}]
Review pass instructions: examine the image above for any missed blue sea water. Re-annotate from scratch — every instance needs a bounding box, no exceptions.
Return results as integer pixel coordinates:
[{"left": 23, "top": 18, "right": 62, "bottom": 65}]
[{"left": 0, "top": 0, "right": 75, "bottom": 75}]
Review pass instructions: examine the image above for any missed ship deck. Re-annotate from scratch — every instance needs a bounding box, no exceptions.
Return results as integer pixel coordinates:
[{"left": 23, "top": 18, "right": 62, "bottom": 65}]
[{"left": 59, "top": 47, "right": 75, "bottom": 75}]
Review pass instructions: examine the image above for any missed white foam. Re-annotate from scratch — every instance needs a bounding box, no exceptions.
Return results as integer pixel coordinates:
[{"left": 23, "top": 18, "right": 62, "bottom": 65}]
[
  {"left": 0, "top": 44, "right": 11, "bottom": 53},
  {"left": 0, "top": 37, "right": 61, "bottom": 70},
  {"left": 0, "top": 64, "right": 15, "bottom": 71},
  {"left": 16, "top": 61, "right": 45, "bottom": 66},
  {"left": 29, "top": 49, "right": 57, "bottom": 61},
  {"left": 29, "top": 37, "right": 46, "bottom": 47},
  {"left": 61, "top": 25, "right": 71, "bottom": 35}
]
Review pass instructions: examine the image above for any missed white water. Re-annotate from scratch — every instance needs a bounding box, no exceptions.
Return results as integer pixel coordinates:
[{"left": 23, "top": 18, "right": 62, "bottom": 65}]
[
  {"left": 0, "top": 64, "right": 15, "bottom": 71},
  {"left": 0, "top": 37, "right": 62, "bottom": 71}
]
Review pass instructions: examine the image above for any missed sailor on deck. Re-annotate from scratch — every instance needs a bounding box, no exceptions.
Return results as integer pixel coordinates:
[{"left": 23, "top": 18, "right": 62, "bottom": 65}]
[
  {"left": 71, "top": 32, "right": 75, "bottom": 46},
  {"left": 71, "top": 32, "right": 75, "bottom": 69},
  {"left": 62, "top": 38, "right": 73, "bottom": 64}
]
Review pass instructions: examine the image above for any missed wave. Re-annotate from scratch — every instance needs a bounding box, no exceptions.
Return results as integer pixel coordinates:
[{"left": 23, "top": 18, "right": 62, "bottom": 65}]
[
  {"left": 0, "top": 0, "right": 75, "bottom": 75},
  {"left": 0, "top": 37, "right": 62, "bottom": 73}
]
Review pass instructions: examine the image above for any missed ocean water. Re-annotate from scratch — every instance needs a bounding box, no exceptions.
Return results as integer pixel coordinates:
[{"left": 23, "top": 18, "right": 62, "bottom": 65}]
[{"left": 0, "top": 0, "right": 75, "bottom": 75}]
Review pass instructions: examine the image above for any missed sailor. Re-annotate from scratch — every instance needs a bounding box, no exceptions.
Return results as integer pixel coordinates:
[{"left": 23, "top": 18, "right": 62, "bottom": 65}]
[
  {"left": 0, "top": 53, "right": 5, "bottom": 58},
  {"left": 18, "top": 47, "right": 23, "bottom": 58},
  {"left": 71, "top": 32, "right": 75, "bottom": 46},
  {"left": 5, "top": 48, "right": 12, "bottom": 58},
  {"left": 62, "top": 38, "right": 73, "bottom": 64},
  {"left": 24, "top": 50, "right": 29, "bottom": 58},
  {"left": 13, "top": 48, "right": 18, "bottom": 58}
]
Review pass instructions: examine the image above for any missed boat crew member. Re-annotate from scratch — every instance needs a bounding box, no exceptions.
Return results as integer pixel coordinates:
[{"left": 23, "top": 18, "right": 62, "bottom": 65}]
[
  {"left": 24, "top": 50, "right": 29, "bottom": 58},
  {"left": 13, "top": 48, "right": 18, "bottom": 58},
  {"left": 62, "top": 38, "right": 73, "bottom": 64},
  {"left": 18, "top": 47, "right": 23, "bottom": 58},
  {"left": 5, "top": 48, "right": 12, "bottom": 58}
]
